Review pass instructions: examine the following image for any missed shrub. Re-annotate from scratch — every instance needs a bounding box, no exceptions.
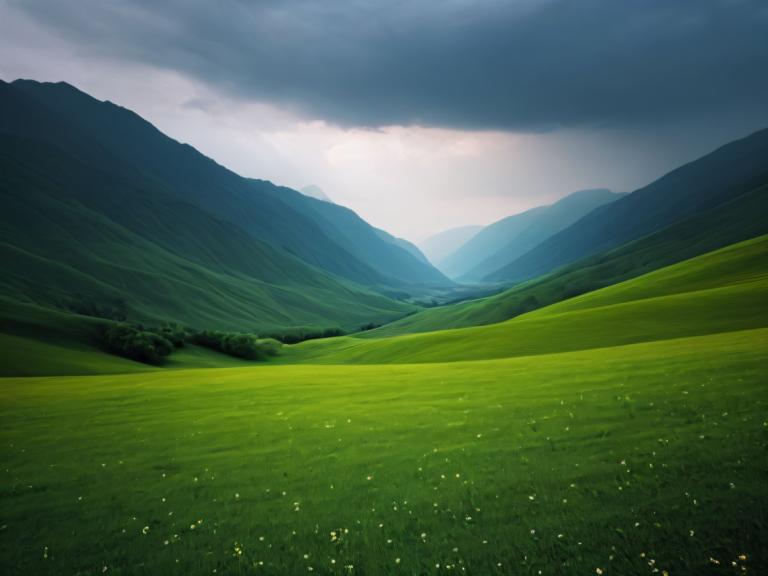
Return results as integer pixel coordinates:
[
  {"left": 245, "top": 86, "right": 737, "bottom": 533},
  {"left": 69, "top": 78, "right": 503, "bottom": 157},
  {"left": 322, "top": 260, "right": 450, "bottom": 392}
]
[
  {"left": 264, "top": 326, "right": 345, "bottom": 344},
  {"left": 100, "top": 323, "right": 174, "bottom": 365},
  {"left": 158, "top": 323, "right": 188, "bottom": 347},
  {"left": 192, "top": 330, "right": 282, "bottom": 360}
]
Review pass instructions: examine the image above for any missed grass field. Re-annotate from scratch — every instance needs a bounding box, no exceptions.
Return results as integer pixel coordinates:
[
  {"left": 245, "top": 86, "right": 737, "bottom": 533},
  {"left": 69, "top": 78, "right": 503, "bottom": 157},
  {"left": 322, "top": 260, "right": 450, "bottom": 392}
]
[
  {"left": 280, "top": 235, "right": 768, "bottom": 365},
  {"left": 2, "top": 328, "right": 766, "bottom": 575},
  {"left": 1, "top": 236, "right": 767, "bottom": 575}
]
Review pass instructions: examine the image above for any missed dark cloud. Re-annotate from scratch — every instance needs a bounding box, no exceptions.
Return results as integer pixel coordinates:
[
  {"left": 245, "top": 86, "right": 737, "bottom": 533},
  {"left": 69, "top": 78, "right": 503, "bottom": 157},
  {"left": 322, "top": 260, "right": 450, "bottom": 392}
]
[{"left": 8, "top": 0, "right": 768, "bottom": 130}]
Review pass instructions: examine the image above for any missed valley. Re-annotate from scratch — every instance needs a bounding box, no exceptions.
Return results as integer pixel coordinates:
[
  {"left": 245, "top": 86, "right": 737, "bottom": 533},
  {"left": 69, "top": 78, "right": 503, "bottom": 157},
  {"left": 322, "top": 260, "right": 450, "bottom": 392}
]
[{"left": 1, "top": 78, "right": 767, "bottom": 575}]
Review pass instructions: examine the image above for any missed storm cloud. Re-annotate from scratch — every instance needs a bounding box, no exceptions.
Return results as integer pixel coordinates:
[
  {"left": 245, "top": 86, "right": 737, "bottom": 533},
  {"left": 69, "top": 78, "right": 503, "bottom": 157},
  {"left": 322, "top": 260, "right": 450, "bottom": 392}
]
[{"left": 8, "top": 0, "right": 768, "bottom": 131}]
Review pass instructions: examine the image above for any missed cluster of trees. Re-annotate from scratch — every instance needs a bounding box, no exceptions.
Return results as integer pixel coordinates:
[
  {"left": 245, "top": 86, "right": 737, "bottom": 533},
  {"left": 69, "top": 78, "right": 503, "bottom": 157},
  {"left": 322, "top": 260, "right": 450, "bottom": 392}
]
[
  {"left": 191, "top": 331, "right": 282, "bottom": 360},
  {"left": 99, "top": 323, "right": 282, "bottom": 365},
  {"left": 100, "top": 323, "right": 175, "bottom": 365},
  {"left": 98, "top": 319, "right": 379, "bottom": 365},
  {"left": 263, "top": 326, "right": 345, "bottom": 344}
]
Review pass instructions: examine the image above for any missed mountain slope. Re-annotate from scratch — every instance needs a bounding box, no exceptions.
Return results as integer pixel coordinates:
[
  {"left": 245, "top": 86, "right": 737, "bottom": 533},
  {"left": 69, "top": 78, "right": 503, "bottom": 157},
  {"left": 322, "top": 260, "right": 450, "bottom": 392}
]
[
  {"left": 300, "top": 184, "right": 333, "bottom": 202},
  {"left": 489, "top": 128, "right": 768, "bottom": 283},
  {"left": 439, "top": 206, "right": 546, "bottom": 279},
  {"left": 0, "top": 130, "right": 413, "bottom": 334},
  {"left": 440, "top": 189, "right": 622, "bottom": 281},
  {"left": 261, "top": 181, "right": 447, "bottom": 287},
  {"left": 418, "top": 225, "right": 483, "bottom": 268},
  {"left": 466, "top": 189, "right": 624, "bottom": 281},
  {"left": 3, "top": 79, "right": 447, "bottom": 290},
  {"left": 367, "top": 183, "right": 768, "bottom": 336},
  {"left": 280, "top": 235, "right": 768, "bottom": 364}
]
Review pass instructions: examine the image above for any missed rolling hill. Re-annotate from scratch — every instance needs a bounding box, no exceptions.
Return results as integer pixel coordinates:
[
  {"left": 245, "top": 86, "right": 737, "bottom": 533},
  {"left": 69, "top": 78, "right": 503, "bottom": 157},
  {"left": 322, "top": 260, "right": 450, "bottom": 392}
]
[
  {"left": 366, "top": 183, "right": 768, "bottom": 336},
  {"left": 279, "top": 235, "right": 768, "bottom": 364},
  {"left": 440, "top": 189, "right": 621, "bottom": 281},
  {"left": 488, "top": 127, "right": 768, "bottom": 283}
]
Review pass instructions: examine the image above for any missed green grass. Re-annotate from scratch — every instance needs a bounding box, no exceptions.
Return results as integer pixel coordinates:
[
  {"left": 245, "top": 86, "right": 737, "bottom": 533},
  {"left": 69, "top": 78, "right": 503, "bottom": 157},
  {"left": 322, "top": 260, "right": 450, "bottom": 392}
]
[
  {"left": 280, "top": 235, "right": 768, "bottom": 364},
  {"left": 0, "top": 298, "right": 256, "bottom": 376},
  {"left": 371, "top": 186, "right": 768, "bottom": 337},
  {"left": 1, "top": 329, "right": 766, "bottom": 575},
  {"left": 1, "top": 235, "right": 766, "bottom": 574}
]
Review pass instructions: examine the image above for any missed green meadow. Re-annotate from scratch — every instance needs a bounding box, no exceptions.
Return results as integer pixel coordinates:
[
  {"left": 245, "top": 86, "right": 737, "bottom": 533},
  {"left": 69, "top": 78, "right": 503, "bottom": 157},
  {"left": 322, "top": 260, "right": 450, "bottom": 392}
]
[
  {"left": 2, "top": 331, "right": 765, "bottom": 575},
  {"left": 2, "top": 236, "right": 768, "bottom": 575}
]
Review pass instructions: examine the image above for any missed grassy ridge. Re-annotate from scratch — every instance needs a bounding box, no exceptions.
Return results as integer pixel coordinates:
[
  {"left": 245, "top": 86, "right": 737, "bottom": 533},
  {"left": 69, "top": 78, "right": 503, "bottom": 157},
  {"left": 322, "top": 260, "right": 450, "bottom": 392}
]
[
  {"left": 281, "top": 235, "right": 768, "bottom": 364},
  {"left": 2, "top": 329, "right": 765, "bottom": 575},
  {"left": 369, "top": 186, "right": 768, "bottom": 337}
]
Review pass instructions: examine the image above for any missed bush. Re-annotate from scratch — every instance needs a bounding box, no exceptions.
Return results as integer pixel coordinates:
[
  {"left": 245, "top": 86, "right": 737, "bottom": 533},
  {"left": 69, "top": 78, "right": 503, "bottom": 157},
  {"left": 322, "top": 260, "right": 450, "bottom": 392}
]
[
  {"left": 158, "top": 323, "right": 188, "bottom": 347},
  {"left": 100, "top": 323, "right": 174, "bottom": 365},
  {"left": 192, "top": 330, "right": 282, "bottom": 360},
  {"left": 264, "top": 326, "right": 345, "bottom": 344}
]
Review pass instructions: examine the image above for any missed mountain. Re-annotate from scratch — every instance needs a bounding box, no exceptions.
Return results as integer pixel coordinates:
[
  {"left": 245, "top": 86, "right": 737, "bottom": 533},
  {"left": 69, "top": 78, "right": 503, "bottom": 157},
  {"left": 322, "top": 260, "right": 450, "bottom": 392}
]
[
  {"left": 465, "top": 189, "right": 624, "bottom": 282},
  {"left": 418, "top": 225, "right": 483, "bottom": 269},
  {"left": 488, "top": 128, "right": 768, "bottom": 283},
  {"left": 440, "top": 189, "right": 622, "bottom": 281},
  {"left": 300, "top": 185, "right": 333, "bottom": 203},
  {"left": 373, "top": 228, "right": 431, "bottom": 265},
  {"left": 256, "top": 182, "right": 446, "bottom": 288},
  {"left": 2, "top": 79, "right": 448, "bottom": 291},
  {"left": 0, "top": 132, "right": 412, "bottom": 334},
  {"left": 367, "top": 182, "right": 768, "bottom": 336},
  {"left": 0, "top": 79, "right": 428, "bottom": 333}
]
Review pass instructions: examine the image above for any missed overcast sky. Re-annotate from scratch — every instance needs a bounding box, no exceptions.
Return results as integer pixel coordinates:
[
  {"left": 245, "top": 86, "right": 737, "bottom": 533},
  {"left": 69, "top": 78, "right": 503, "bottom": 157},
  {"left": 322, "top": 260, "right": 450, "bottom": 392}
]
[{"left": 1, "top": 0, "right": 767, "bottom": 241}]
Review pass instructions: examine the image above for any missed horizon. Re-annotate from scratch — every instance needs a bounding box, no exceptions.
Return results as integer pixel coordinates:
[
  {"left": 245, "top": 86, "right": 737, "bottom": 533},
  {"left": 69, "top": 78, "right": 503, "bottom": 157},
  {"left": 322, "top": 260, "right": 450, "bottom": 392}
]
[{"left": 2, "top": 0, "right": 766, "bottom": 241}]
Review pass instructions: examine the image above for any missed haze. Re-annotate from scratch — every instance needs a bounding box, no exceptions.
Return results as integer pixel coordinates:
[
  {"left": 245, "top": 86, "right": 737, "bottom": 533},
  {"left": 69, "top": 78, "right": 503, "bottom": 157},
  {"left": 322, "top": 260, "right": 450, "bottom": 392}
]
[{"left": 1, "top": 0, "right": 766, "bottom": 240}]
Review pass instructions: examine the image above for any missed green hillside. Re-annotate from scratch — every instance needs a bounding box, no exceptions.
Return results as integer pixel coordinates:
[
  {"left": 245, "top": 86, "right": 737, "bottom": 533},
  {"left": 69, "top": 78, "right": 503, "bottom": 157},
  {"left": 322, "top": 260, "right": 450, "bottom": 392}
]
[
  {"left": 453, "top": 189, "right": 622, "bottom": 282},
  {"left": 488, "top": 127, "right": 768, "bottom": 283},
  {"left": 369, "top": 185, "right": 768, "bottom": 336},
  {"left": 2, "top": 79, "right": 447, "bottom": 290},
  {"left": 280, "top": 235, "right": 768, "bottom": 364},
  {"left": 0, "top": 135, "right": 414, "bottom": 337}
]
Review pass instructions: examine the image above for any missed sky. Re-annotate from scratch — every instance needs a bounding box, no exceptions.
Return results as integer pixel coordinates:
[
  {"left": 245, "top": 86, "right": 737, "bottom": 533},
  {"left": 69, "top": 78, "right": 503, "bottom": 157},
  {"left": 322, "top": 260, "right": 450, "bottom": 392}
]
[{"left": 1, "top": 0, "right": 767, "bottom": 242}]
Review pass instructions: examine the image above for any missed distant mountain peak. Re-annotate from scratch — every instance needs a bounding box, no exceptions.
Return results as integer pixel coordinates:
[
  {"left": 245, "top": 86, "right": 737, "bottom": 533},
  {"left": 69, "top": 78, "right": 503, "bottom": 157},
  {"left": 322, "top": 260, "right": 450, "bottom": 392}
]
[{"left": 300, "top": 185, "right": 334, "bottom": 203}]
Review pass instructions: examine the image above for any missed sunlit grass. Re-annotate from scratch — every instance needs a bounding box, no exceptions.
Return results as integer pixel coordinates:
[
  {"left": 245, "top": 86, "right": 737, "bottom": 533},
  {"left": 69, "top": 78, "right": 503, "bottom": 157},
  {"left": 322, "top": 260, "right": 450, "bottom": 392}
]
[{"left": 2, "top": 329, "right": 766, "bottom": 574}]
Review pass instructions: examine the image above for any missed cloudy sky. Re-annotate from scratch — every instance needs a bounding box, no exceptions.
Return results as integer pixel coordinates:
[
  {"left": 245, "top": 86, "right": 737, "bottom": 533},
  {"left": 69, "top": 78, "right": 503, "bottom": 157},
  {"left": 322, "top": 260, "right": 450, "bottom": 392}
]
[{"left": 1, "top": 0, "right": 767, "bottom": 241}]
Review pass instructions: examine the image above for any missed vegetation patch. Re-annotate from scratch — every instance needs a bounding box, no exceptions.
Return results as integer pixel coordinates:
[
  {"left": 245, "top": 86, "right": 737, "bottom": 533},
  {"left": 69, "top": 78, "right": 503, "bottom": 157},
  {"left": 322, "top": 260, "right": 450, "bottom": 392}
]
[
  {"left": 100, "top": 323, "right": 174, "bottom": 365},
  {"left": 192, "top": 330, "right": 282, "bottom": 360}
]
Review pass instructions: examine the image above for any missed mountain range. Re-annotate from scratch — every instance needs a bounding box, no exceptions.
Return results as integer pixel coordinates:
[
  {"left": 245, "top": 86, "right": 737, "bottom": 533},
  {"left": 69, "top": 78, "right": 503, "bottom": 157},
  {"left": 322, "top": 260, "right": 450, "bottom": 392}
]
[
  {"left": 0, "top": 79, "right": 453, "bottom": 334},
  {"left": 439, "top": 189, "right": 623, "bottom": 281}
]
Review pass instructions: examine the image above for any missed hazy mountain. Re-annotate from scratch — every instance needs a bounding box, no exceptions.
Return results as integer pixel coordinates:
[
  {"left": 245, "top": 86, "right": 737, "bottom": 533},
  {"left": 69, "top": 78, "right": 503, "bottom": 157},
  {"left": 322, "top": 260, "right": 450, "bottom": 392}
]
[
  {"left": 374, "top": 228, "right": 431, "bottom": 265},
  {"left": 300, "top": 184, "right": 333, "bottom": 203},
  {"left": 463, "top": 189, "right": 624, "bottom": 282},
  {"left": 440, "top": 189, "right": 621, "bottom": 281},
  {"left": 418, "top": 225, "right": 483, "bottom": 270},
  {"left": 488, "top": 128, "right": 768, "bottom": 283},
  {"left": 3, "top": 79, "right": 448, "bottom": 292}
]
